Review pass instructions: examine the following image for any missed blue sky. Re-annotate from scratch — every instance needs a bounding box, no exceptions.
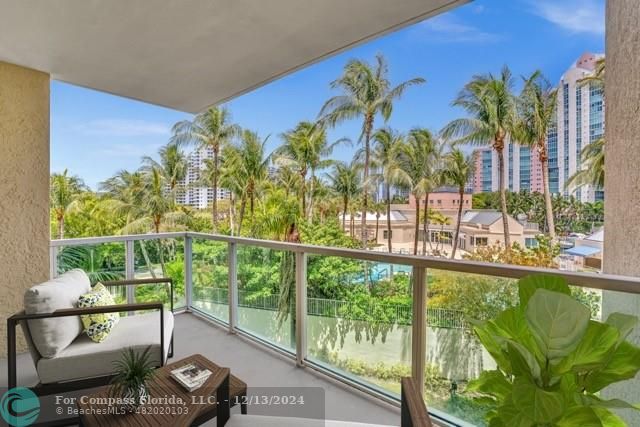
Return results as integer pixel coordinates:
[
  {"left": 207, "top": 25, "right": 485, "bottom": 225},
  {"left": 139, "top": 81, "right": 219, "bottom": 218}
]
[{"left": 51, "top": 0, "right": 605, "bottom": 189}]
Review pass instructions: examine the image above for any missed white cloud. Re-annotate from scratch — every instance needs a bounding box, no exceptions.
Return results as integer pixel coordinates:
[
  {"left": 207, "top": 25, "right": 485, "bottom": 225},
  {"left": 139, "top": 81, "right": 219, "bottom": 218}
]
[
  {"left": 415, "top": 14, "right": 501, "bottom": 44},
  {"left": 98, "top": 143, "right": 162, "bottom": 158},
  {"left": 527, "top": 0, "right": 604, "bottom": 35},
  {"left": 73, "top": 119, "right": 170, "bottom": 136}
]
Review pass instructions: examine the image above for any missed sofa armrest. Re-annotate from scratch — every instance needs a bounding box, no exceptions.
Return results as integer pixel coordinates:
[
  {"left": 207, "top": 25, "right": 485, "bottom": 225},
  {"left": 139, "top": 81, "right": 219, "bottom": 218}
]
[
  {"left": 101, "top": 277, "right": 172, "bottom": 287},
  {"left": 101, "top": 278, "right": 173, "bottom": 312},
  {"left": 401, "top": 378, "right": 433, "bottom": 427},
  {"left": 9, "top": 302, "right": 163, "bottom": 321},
  {"left": 7, "top": 302, "right": 166, "bottom": 389}
]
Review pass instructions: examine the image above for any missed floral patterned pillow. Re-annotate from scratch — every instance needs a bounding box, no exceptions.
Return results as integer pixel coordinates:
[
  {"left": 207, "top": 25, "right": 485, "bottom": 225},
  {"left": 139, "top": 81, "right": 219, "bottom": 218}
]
[{"left": 77, "top": 283, "right": 120, "bottom": 343}]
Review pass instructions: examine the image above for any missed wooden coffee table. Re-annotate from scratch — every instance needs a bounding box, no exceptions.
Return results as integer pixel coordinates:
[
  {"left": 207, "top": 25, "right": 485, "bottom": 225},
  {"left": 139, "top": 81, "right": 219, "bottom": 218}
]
[{"left": 77, "top": 354, "right": 247, "bottom": 427}]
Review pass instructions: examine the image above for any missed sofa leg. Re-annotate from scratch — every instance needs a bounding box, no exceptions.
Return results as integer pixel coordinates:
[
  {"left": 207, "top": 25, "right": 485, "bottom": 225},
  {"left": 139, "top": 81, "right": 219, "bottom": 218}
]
[
  {"left": 7, "top": 317, "right": 17, "bottom": 389},
  {"left": 168, "top": 333, "right": 174, "bottom": 359}
]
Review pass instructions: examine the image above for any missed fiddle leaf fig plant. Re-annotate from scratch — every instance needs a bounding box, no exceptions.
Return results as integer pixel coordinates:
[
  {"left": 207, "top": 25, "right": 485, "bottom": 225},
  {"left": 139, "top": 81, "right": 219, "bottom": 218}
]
[{"left": 467, "top": 274, "right": 640, "bottom": 427}]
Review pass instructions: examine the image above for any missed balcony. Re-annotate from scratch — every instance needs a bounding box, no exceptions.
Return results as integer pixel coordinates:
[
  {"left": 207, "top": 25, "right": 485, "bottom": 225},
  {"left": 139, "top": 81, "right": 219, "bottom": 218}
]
[{"left": 4, "top": 231, "right": 635, "bottom": 426}]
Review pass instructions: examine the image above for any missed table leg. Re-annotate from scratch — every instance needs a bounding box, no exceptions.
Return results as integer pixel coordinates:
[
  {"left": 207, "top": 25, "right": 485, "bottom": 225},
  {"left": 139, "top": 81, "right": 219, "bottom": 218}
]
[{"left": 217, "top": 374, "right": 230, "bottom": 427}]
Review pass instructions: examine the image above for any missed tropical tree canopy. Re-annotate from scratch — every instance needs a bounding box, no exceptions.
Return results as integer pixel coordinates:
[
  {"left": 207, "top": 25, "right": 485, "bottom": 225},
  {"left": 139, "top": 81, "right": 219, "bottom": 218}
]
[{"left": 320, "top": 53, "right": 425, "bottom": 247}]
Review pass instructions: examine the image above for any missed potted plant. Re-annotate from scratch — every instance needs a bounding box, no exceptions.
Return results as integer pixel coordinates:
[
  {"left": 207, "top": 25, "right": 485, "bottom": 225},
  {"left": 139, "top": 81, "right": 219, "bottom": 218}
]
[
  {"left": 111, "top": 347, "right": 156, "bottom": 412},
  {"left": 466, "top": 274, "right": 640, "bottom": 426}
]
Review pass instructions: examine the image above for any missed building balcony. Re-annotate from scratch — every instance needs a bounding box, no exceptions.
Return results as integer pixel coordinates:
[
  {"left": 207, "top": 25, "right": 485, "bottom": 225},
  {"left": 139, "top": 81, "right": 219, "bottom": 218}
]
[{"left": 3, "top": 231, "right": 636, "bottom": 426}]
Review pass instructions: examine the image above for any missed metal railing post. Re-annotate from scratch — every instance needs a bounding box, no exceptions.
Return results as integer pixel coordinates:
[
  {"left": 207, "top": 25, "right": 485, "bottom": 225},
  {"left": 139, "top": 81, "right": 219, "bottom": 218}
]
[
  {"left": 228, "top": 242, "right": 238, "bottom": 333},
  {"left": 411, "top": 266, "right": 427, "bottom": 395},
  {"left": 125, "top": 240, "right": 135, "bottom": 305},
  {"left": 49, "top": 246, "right": 59, "bottom": 279},
  {"left": 184, "top": 235, "right": 193, "bottom": 310},
  {"left": 295, "top": 251, "right": 307, "bottom": 367}
]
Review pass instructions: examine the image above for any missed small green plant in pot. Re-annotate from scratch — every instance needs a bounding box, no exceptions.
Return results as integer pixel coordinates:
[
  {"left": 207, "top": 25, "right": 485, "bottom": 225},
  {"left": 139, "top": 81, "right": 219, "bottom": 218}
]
[
  {"left": 466, "top": 274, "right": 640, "bottom": 426},
  {"left": 111, "top": 347, "right": 156, "bottom": 412}
]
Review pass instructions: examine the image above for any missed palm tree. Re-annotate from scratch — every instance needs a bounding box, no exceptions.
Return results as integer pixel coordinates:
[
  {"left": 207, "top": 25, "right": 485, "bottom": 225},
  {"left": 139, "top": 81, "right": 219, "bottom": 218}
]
[
  {"left": 566, "top": 137, "right": 605, "bottom": 190},
  {"left": 218, "top": 148, "right": 245, "bottom": 235},
  {"left": 274, "top": 164, "right": 303, "bottom": 198},
  {"left": 441, "top": 149, "right": 473, "bottom": 259},
  {"left": 400, "top": 129, "right": 440, "bottom": 255},
  {"left": 100, "top": 167, "right": 186, "bottom": 277},
  {"left": 326, "top": 160, "right": 361, "bottom": 232},
  {"left": 429, "top": 210, "right": 452, "bottom": 255},
  {"left": 50, "top": 169, "right": 87, "bottom": 239},
  {"left": 579, "top": 57, "right": 605, "bottom": 90},
  {"left": 442, "top": 66, "right": 518, "bottom": 248},
  {"left": 142, "top": 144, "right": 188, "bottom": 198},
  {"left": 517, "top": 71, "right": 558, "bottom": 238},
  {"left": 310, "top": 179, "right": 337, "bottom": 224},
  {"left": 409, "top": 128, "right": 444, "bottom": 255},
  {"left": 371, "top": 200, "right": 385, "bottom": 243},
  {"left": 223, "top": 130, "right": 270, "bottom": 236},
  {"left": 275, "top": 121, "right": 338, "bottom": 220},
  {"left": 171, "top": 106, "right": 240, "bottom": 231},
  {"left": 319, "top": 54, "right": 425, "bottom": 247},
  {"left": 370, "top": 128, "right": 407, "bottom": 253}
]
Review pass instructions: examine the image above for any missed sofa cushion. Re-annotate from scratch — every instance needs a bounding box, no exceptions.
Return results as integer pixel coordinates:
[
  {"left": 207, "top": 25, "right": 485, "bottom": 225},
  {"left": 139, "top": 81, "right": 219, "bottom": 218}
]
[
  {"left": 226, "top": 415, "right": 394, "bottom": 427},
  {"left": 77, "top": 283, "right": 120, "bottom": 342},
  {"left": 24, "top": 269, "right": 92, "bottom": 358},
  {"left": 37, "top": 310, "right": 173, "bottom": 384}
]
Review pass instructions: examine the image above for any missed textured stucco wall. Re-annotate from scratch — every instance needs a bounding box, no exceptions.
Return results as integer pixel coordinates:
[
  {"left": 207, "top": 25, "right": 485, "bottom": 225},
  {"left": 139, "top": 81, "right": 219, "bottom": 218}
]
[
  {"left": 0, "top": 62, "right": 50, "bottom": 354},
  {"left": 602, "top": 0, "right": 640, "bottom": 423}
]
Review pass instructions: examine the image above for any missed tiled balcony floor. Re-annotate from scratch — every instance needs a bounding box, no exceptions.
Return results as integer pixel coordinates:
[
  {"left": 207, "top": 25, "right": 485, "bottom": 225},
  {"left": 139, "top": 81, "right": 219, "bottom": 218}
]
[{"left": 1, "top": 312, "right": 400, "bottom": 426}]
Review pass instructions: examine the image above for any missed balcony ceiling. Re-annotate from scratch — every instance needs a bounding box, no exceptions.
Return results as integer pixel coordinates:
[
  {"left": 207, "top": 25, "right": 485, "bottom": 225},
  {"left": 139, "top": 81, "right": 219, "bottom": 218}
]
[{"left": 0, "top": 0, "right": 466, "bottom": 113}]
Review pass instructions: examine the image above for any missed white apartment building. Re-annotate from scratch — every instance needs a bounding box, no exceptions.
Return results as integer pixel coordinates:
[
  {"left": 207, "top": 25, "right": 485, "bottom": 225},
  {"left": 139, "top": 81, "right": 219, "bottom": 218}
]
[
  {"left": 554, "top": 52, "right": 605, "bottom": 202},
  {"left": 175, "top": 147, "right": 231, "bottom": 209}
]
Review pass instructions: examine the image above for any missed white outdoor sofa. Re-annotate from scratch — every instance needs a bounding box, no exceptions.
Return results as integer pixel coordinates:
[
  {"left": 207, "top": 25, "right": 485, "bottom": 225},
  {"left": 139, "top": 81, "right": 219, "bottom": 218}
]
[{"left": 6, "top": 269, "right": 174, "bottom": 395}]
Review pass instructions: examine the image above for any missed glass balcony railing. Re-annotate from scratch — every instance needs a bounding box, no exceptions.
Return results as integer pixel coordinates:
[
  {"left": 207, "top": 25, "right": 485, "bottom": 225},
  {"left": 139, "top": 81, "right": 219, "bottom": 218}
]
[
  {"left": 306, "top": 256, "right": 413, "bottom": 397},
  {"left": 235, "top": 245, "right": 296, "bottom": 352},
  {"left": 49, "top": 232, "right": 640, "bottom": 427},
  {"left": 133, "top": 237, "right": 186, "bottom": 310},
  {"left": 191, "top": 239, "right": 229, "bottom": 322}
]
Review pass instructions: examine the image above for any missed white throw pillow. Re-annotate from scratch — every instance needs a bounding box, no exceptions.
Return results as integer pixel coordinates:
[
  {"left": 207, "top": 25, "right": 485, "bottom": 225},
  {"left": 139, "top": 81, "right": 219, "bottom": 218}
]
[{"left": 24, "top": 269, "right": 92, "bottom": 358}]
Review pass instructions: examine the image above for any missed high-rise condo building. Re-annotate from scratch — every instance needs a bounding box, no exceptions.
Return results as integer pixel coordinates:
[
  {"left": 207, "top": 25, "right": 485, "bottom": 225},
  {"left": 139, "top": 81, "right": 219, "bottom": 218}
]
[
  {"left": 472, "top": 52, "right": 605, "bottom": 202},
  {"left": 175, "top": 147, "right": 231, "bottom": 209}
]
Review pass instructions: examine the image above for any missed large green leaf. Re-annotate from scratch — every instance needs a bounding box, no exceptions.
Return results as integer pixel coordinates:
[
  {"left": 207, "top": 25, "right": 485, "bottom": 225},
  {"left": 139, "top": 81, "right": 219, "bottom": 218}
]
[
  {"left": 585, "top": 340, "right": 640, "bottom": 392},
  {"left": 472, "top": 321, "right": 511, "bottom": 373},
  {"left": 493, "top": 308, "right": 543, "bottom": 362},
  {"left": 526, "top": 289, "right": 591, "bottom": 361},
  {"left": 507, "top": 341, "right": 542, "bottom": 382},
  {"left": 466, "top": 370, "right": 512, "bottom": 401},
  {"left": 553, "top": 321, "right": 619, "bottom": 375},
  {"left": 592, "top": 407, "right": 628, "bottom": 427},
  {"left": 492, "top": 307, "right": 529, "bottom": 339},
  {"left": 511, "top": 377, "right": 566, "bottom": 423},
  {"left": 580, "top": 394, "right": 640, "bottom": 411},
  {"left": 518, "top": 274, "right": 571, "bottom": 308},
  {"left": 606, "top": 312, "right": 639, "bottom": 344},
  {"left": 496, "top": 396, "right": 536, "bottom": 427},
  {"left": 556, "top": 406, "right": 625, "bottom": 427}
]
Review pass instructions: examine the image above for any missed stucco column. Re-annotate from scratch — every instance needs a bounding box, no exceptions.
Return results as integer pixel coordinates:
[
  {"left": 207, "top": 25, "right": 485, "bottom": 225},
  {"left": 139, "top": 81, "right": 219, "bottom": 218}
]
[
  {"left": 0, "top": 62, "right": 50, "bottom": 354},
  {"left": 602, "top": 0, "right": 640, "bottom": 423}
]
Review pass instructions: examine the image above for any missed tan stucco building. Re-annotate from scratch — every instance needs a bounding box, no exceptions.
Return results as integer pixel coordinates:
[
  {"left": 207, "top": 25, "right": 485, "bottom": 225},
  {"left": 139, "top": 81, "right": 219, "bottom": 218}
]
[
  {"left": 344, "top": 208, "right": 540, "bottom": 256},
  {"left": 408, "top": 186, "right": 472, "bottom": 211}
]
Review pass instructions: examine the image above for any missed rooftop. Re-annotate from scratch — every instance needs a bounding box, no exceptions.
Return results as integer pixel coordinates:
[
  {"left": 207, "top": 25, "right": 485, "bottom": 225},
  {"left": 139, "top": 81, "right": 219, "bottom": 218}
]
[{"left": 460, "top": 210, "right": 503, "bottom": 226}]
